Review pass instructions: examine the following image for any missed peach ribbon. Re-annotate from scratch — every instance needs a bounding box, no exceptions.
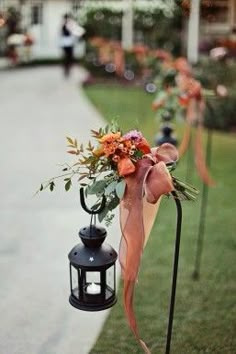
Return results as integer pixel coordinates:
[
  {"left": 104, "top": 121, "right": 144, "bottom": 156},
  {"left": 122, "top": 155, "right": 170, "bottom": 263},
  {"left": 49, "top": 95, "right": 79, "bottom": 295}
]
[
  {"left": 112, "top": 43, "right": 125, "bottom": 77},
  {"left": 177, "top": 74, "right": 215, "bottom": 186},
  {"left": 179, "top": 102, "right": 215, "bottom": 186},
  {"left": 119, "top": 143, "right": 179, "bottom": 353}
]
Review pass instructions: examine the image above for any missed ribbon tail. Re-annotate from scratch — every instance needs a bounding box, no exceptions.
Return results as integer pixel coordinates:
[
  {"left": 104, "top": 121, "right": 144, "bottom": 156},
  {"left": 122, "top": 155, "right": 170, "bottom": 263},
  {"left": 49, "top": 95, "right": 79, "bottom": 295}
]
[
  {"left": 123, "top": 280, "right": 151, "bottom": 354},
  {"left": 140, "top": 340, "right": 152, "bottom": 354},
  {"left": 178, "top": 123, "right": 191, "bottom": 157},
  {"left": 119, "top": 159, "right": 157, "bottom": 354},
  {"left": 114, "top": 48, "right": 125, "bottom": 77},
  {"left": 194, "top": 124, "right": 215, "bottom": 186}
]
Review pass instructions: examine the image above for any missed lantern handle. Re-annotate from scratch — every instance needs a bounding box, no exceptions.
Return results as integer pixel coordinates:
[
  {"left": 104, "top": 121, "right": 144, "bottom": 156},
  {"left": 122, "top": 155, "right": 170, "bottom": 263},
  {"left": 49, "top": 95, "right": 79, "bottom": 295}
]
[{"left": 80, "top": 187, "right": 106, "bottom": 215}]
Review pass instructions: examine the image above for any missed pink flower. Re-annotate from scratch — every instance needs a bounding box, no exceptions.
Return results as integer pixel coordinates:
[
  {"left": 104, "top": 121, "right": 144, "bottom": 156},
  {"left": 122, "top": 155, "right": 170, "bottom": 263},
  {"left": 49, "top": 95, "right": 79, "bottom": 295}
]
[
  {"left": 210, "top": 47, "right": 227, "bottom": 60},
  {"left": 216, "top": 85, "right": 228, "bottom": 97},
  {"left": 122, "top": 130, "right": 143, "bottom": 142}
]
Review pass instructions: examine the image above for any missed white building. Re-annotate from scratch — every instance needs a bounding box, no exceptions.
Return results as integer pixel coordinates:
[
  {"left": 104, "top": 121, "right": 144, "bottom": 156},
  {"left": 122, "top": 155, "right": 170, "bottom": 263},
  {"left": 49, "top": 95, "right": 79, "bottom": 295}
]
[
  {"left": 0, "top": 0, "right": 176, "bottom": 59},
  {"left": 0, "top": 0, "right": 84, "bottom": 59},
  {"left": 1, "top": 0, "right": 236, "bottom": 60}
]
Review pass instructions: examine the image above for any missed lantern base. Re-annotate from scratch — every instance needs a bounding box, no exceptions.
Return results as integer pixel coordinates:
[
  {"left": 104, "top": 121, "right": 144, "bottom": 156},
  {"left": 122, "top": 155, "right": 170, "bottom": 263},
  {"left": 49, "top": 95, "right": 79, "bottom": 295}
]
[{"left": 69, "top": 294, "right": 117, "bottom": 312}]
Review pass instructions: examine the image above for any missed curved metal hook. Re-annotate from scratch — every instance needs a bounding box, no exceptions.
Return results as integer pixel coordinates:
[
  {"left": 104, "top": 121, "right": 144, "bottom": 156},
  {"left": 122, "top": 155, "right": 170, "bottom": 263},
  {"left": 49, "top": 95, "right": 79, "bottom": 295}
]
[{"left": 80, "top": 187, "right": 106, "bottom": 215}]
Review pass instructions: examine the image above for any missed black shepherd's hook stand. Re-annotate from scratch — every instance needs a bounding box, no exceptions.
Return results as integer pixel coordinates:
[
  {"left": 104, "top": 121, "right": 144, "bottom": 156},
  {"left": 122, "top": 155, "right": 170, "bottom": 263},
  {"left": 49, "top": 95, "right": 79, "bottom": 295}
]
[
  {"left": 165, "top": 191, "right": 182, "bottom": 354},
  {"left": 192, "top": 101, "right": 213, "bottom": 280}
]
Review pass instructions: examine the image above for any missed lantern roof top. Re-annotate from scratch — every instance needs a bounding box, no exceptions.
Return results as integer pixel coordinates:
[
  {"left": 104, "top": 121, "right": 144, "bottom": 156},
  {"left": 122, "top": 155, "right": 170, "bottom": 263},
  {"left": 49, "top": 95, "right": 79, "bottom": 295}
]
[{"left": 68, "top": 242, "right": 117, "bottom": 269}]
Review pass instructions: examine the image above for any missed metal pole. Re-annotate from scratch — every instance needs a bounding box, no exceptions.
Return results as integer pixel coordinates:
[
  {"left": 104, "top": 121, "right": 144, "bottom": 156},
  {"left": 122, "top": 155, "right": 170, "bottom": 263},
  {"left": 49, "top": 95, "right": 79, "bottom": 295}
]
[
  {"left": 192, "top": 126, "right": 212, "bottom": 280},
  {"left": 165, "top": 191, "right": 182, "bottom": 354}
]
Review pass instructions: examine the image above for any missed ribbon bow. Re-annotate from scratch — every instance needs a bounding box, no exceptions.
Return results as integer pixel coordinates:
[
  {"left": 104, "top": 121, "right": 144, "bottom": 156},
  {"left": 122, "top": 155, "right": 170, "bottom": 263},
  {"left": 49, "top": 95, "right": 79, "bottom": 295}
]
[{"left": 119, "top": 143, "right": 179, "bottom": 353}]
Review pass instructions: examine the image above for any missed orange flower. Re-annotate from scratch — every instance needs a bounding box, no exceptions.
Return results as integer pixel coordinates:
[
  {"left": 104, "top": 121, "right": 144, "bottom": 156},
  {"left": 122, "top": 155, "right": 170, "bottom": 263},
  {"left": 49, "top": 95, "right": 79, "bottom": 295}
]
[
  {"left": 98, "top": 132, "right": 122, "bottom": 157},
  {"left": 99, "top": 132, "right": 121, "bottom": 143},
  {"left": 178, "top": 94, "right": 190, "bottom": 107},
  {"left": 137, "top": 138, "right": 151, "bottom": 154},
  {"left": 118, "top": 157, "right": 135, "bottom": 176},
  {"left": 90, "top": 36, "right": 105, "bottom": 47},
  {"left": 176, "top": 74, "right": 202, "bottom": 101},
  {"left": 174, "top": 57, "right": 192, "bottom": 75},
  {"left": 155, "top": 49, "right": 172, "bottom": 61},
  {"left": 123, "top": 140, "right": 132, "bottom": 149},
  {"left": 103, "top": 144, "right": 117, "bottom": 156}
]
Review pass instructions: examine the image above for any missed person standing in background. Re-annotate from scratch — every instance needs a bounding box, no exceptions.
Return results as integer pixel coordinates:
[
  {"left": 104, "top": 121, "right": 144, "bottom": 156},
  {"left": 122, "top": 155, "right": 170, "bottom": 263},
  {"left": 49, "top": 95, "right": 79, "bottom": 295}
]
[{"left": 60, "top": 13, "right": 85, "bottom": 77}]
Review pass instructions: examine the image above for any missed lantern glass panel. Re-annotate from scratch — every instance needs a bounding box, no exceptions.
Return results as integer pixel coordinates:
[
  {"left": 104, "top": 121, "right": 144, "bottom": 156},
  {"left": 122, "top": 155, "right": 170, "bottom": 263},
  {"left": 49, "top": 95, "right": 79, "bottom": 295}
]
[
  {"left": 106, "top": 265, "right": 115, "bottom": 300},
  {"left": 71, "top": 265, "right": 79, "bottom": 298}
]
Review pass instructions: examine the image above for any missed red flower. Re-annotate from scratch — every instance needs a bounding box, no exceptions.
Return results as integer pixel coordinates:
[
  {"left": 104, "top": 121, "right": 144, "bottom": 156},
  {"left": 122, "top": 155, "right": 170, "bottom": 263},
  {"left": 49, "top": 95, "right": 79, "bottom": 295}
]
[{"left": 137, "top": 138, "right": 151, "bottom": 154}]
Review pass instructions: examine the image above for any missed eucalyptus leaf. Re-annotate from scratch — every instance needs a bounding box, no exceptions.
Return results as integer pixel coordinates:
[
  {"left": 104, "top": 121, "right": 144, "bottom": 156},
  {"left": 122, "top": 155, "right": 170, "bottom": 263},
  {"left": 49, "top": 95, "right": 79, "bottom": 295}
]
[
  {"left": 115, "top": 180, "right": 126, "bottom": 199},
  {"left": 87, "top": 180, "right": 107, "bottom": 195},
  {"left": 50, "top": 181, "right": 55, "bottom": 192},
  {"left": 107, "top": 195, "right": 120, "bottom": 211},
  {"left": 65, "top": 180, "right": 72, "bottom": 191},
  {"left": 98, "top": 206, "right": 109, "bottom": 223},
  {"left": 105, "top": 181, "right": 118, "bottom": 196}
]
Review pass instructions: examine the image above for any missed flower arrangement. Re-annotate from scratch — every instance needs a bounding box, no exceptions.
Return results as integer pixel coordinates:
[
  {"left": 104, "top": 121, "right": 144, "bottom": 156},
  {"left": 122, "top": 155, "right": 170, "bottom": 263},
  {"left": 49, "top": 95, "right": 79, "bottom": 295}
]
[
  {"left": 151, "top": 54, "right": 224, "bottom": 186},
  {"left": 39, "top": 123, "right": 197, "bottom": 225},
  {"left": 39, "top": 123, "right": 198, "bottom": 353}
]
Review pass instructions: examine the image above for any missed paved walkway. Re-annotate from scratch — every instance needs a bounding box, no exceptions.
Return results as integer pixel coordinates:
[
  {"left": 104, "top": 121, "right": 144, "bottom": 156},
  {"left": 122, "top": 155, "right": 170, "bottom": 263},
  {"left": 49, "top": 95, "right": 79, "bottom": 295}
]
[{"left": 0, "top": 66, "right": 121, "bottom": 354}]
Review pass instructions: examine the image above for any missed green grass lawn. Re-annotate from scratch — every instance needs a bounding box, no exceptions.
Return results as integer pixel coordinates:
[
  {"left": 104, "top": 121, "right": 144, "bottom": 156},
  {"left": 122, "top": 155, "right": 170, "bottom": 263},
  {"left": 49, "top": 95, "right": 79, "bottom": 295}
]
[{"left": 84, "top": 84, "right": 236, "bottom": 354}]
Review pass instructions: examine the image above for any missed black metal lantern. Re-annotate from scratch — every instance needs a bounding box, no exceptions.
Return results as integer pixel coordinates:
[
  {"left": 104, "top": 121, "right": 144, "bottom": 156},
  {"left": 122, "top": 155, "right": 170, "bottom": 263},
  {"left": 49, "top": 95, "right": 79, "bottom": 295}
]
[
  {"left": 155, "top": 124, "right": 178, "bottom": 146},
  {"left": 68, "top": 190, "right": 118, "bottom": 311},
  {"left": 155, "top": 112, "right": 178, "bottom": 146}
]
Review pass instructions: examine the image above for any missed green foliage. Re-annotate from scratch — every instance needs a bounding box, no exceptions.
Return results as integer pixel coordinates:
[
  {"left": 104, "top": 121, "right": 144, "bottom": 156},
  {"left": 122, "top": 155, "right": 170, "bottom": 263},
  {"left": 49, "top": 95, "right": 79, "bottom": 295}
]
[
  {"left": 82, "top": 6, "right": 182, "bottom": 54},
  {"left": 38, "top": 125, "right": 128, "bottom": 223},
  {"left": 89, "top": 10, "right": 121, "bottom": 40},
  {"left": 194, "top": 60, "right": 236, "bottom": 131},
  {"left": 204, "top": 96, "right": 236, "bottom": 131},
  {"left": 115, "top": 179, "right": 126, "bottom": 199},
  {"left": 133, "top": 8, "right": 182, "bottom": 54}
]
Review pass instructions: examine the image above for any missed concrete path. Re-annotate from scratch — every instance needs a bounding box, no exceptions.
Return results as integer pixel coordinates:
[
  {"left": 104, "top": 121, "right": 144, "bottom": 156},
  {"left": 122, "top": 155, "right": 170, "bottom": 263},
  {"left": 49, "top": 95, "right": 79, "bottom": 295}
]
[{"left": 0, "top": 66, "right": 121, "bottom": 354}]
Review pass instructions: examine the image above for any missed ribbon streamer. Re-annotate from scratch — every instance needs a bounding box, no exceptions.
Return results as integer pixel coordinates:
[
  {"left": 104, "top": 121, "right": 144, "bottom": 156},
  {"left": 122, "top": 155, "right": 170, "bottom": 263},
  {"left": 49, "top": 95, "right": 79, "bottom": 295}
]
[
  {"left": 113, "top": 44, "right": 125, "bottom": 77},
  {"left": 119, "top": 143, "right": 178, "bottom": 353},
  {"left": 177, "top": 74, "right": 215, "bottom": 186},
  {"left": 195, "top": 123, "right": 215, "bottom": 186}
]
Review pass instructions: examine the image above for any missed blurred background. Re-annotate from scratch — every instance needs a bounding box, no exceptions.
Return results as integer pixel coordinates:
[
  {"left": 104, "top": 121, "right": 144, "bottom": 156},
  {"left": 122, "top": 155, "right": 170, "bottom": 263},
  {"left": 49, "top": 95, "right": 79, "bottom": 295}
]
[{"left": 0, "top": 1, "right": 235, "bottom": 354}]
